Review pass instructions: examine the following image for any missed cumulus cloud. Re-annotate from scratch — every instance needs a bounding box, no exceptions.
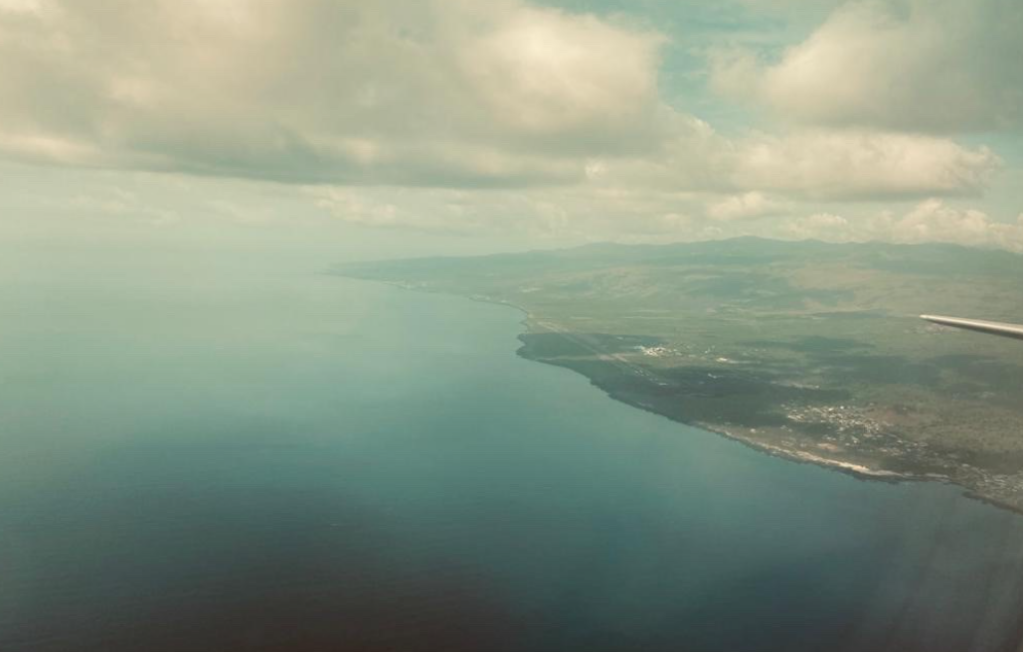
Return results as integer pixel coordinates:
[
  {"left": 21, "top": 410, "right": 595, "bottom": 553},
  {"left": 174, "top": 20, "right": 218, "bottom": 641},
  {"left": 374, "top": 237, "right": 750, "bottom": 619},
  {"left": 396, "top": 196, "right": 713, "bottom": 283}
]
[
  {"left": 0, "top": 0, "right": 1002, "bottom": 204},
  {"left": 706, "top": 192, "right": 784, "bottom": 221},
  {"left": 310, "top": 181, "right": 710, "bottom": 241},
  {"left": 730, "top": 130, "right": 999, "bottom": 199},
  {"left": 779, "top": 212, "right": 851, "bottom": 241},
  {"left": 780, "top": 201, "right": 1023, "bottom": 252},
  {"left": 867, "top": 201, "right": 1023, "bottom": 251},
  {"left": 712, "top": 0, "right": 1022, "bottom": 133},
  {"left": 310, "top": 175, "right": 1022, "bottom": 252},
  {"left": 0, "top": 0, "right": 666, "bottom": 186},
  {"left": 598, "top": 124, "right": 998, "bottom": 201},
  {"left": 1, "top": 0, "right": 1018, "bottom": 255}
]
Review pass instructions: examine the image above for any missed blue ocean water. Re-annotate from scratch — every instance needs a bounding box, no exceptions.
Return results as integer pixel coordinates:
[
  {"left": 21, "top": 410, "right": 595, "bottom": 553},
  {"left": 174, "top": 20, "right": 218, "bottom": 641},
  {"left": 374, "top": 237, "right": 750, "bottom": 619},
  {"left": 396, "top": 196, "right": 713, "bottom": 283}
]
[{"left": 0, "top": 256, "right": 1019, "bottom": 652}]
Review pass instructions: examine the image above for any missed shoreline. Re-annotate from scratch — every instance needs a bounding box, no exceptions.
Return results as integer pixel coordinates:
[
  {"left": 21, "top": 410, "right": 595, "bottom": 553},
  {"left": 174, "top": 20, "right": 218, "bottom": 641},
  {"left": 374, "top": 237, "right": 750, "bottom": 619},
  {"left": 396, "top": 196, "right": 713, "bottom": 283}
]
[
  {"left": 344, "top": 277, "right": 1022, "bottom": 515},
  {"left": 515, "top": 335, "right": 1022, "bottom": 515}
]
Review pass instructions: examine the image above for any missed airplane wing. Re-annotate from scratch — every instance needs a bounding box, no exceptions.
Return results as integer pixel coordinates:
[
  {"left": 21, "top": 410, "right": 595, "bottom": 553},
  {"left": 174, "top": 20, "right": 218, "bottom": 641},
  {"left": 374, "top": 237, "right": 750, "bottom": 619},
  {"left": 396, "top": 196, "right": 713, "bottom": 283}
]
[{"left": 920, "top": 314, "right": 1023, "bottom": 339}]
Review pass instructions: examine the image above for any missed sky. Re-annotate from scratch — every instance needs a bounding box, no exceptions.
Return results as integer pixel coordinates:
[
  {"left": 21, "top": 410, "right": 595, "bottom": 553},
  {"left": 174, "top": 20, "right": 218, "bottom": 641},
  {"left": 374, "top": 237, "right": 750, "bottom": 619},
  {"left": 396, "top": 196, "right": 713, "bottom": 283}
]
[{"left": 0, "top": 0, "right": 1021, "bottom": 262}]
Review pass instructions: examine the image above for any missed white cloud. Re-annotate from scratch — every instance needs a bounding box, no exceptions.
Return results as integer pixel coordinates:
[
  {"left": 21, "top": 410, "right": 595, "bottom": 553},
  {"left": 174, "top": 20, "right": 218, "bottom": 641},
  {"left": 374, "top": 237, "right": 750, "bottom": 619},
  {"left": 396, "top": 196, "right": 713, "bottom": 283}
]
[
  {"left": 707, "top": 192, "right": 784, "bottom": 221},
  {"left": 597, "top": 124, "right": 998, "bottom": 200},
  {"left": 0, "top": 0, "right": 1017, "bottom": 249},
  {"left": 458, "top": 5, "right": 664, "bottom": 141},
  {"left": 0, "top": 0, "right": 47, "bottom": 14},
  {"left": 309, "top": 182, "right": 705, "bottom": 241},
  {"left": 868, "top": 200, "right": 1023, "bottom": 251},
  {"left": 309, "top": 179, "right": 1022, "bottom": 252},
  {"left": 0, "top": 0, "right": 666, "bottom": 186},
  {"left": 731, "top": 130, "right": 999, "bottom": 199},
  {"left": 779, "top": 201, "right": 1022, "bottom": 252},
  {"left": 314, "top": 188, "right": 415, "bottom": 231},
  {"left": 779, "top": 212, "right": 850, "bottom": 241},
  {"left": 61, "top": 186, "right": 181, "bottom": 226},
  {"left": 713, "top": 0, "right": 1021, "bottom": 133}
]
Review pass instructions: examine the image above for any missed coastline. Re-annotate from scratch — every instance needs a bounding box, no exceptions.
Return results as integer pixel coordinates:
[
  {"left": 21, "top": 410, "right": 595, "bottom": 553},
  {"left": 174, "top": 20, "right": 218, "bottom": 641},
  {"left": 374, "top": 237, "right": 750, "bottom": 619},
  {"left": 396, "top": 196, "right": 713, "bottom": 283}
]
[
  {"left": 511, "top": 325, "right": 1022, "bottom": 516},
  {"left": 346, "top": 278, "right": 1022, "bottom": 515}
]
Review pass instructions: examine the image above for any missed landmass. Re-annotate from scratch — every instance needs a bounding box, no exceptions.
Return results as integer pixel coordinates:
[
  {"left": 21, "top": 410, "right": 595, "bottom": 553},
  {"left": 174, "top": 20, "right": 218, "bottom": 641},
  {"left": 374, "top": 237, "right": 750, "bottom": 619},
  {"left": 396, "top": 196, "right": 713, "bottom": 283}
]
[{"left": 334, "top": 237, "right": 1023, "bottom": 510}]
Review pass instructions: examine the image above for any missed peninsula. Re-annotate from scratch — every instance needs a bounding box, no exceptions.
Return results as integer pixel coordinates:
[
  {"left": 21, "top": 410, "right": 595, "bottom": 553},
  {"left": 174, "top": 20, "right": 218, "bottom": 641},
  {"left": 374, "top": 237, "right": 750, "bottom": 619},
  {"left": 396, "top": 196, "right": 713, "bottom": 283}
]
[{"left": 335, "top": 238, "right": 1023, "bottom": 510}]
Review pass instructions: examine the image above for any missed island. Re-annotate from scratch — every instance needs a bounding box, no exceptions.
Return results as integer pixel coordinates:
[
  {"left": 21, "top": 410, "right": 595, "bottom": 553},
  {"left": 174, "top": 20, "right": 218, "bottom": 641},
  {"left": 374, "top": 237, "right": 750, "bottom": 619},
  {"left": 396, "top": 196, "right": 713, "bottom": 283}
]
[{"left": 334, "top": 237, "right": 1023, "bottom": 511}]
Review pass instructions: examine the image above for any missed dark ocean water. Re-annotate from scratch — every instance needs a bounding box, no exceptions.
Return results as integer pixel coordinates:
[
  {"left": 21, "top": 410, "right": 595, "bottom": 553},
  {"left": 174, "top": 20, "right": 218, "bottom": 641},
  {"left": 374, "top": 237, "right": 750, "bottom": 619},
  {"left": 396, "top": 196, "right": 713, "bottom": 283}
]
[{"left": 0, "top": 257, "right": 1019, "bottom": 652}]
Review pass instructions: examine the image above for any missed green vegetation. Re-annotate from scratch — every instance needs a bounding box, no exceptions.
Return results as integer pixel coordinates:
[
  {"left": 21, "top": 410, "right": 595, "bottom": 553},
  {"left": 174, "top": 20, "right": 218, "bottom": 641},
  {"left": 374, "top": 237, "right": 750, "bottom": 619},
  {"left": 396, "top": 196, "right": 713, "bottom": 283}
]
[{"left": 336, "top": 238, "right": 1023, "bottom": 509}]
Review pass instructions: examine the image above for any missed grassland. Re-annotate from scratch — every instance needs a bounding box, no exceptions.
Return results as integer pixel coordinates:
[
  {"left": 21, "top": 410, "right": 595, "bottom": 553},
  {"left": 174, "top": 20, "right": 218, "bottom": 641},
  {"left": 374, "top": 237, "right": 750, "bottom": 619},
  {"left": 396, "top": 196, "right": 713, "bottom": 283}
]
[{"left": 335, "top": 238, "right": 1023, "bottom": 510}]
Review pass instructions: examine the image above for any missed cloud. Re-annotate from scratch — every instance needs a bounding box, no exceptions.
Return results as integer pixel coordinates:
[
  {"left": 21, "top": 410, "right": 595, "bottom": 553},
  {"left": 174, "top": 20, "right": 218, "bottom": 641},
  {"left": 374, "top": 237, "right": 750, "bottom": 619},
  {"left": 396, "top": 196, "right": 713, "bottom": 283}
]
[
  {"left": 309, "top": 182, "right": 705, "bottom": 240},
  {"left": 0, "top": 0, "right": 1002, "bottom": 204},
  {"left": 61, "top": 186, "right": 181, "bottom": 225},
  {"left": 314, "top": 188, "right": 426, "bottom": 232},
  {"left": 458, "top": 5, "right": 665, "bottom": 145},
  {"left": 867, "top": 201, "right": 1023, "bottom": 251},
  {"left": 598, "top": 124, "right": 998, "bottom": 200},
  {"left": 309, "top": 176, "right": 1022, "bottom": 253},
  {"left": 780, "top": 201, "right": 1022, "bottom": 252},
  {"left": 712, "top": 0, "right": 1022, "bottom": 133},
  {"left": 0, "top": 0, "right": 665, "bottom": 186},
  {"left": 779, "top": 212, "right": 851, "bottom": 240},
  {"left": 730, "top": 130, "right": 999, "bottom": 199},
  {"left": 0, "top": 0, "right": 47, "bottom": 14},
  {"left": 706, "top": 192, "right": 784, "bottom": 221}
]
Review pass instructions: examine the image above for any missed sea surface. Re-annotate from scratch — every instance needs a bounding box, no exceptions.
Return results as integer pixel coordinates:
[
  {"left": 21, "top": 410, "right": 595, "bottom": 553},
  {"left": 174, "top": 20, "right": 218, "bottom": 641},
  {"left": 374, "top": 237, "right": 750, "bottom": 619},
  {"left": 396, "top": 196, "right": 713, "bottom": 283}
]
[{"left": 0, "top": 253, "right": 1020, "bottom": 652}]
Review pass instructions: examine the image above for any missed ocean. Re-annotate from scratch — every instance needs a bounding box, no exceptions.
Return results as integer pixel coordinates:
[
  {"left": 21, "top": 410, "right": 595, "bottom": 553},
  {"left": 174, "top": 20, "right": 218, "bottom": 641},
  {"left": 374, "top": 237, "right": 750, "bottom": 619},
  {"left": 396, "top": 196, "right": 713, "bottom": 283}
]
[{"left": 0, "top": 253, "right": 1019, "bottom": 651}]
